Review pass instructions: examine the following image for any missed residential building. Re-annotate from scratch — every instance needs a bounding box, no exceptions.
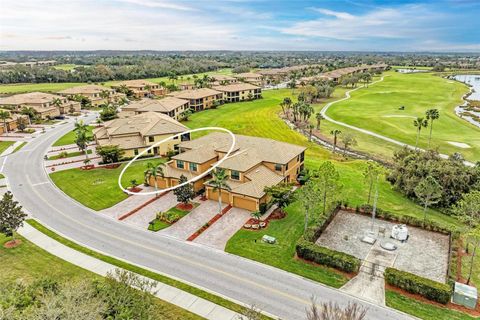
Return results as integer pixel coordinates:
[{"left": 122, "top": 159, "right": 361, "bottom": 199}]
[
  {"left": 0, "top": 92, "right": 80, "bottom": 118},
  {"left": 179, "top": 83, "right": 195, "bottom": 91},
  {"left": 209, "top": 74, "right": 238, "bottom": 86},
  {"left": 151, "top": 133, "right": 306, "bottom": 211},
  {"left": 168, "top": 88, "right": 223, "bottom": 112},
  {"left": 93, "top": 111, "right": 189, "bottom": 158},
  {"left": 58, "top": 85, "right": 125, "bottom": 107},
  {"left": 233, "top": 72, "right": 263, "bottom": 86},
  {"left": 111, "top": 80, "right": 166, "bottom": 99},
  {"left": 0, "top": 109, "right": 29, "bottom": 134},
  {"left": 119, "top": 97, "right": 189, "bottom": 120},
  {"left": 212, "top": 83, "right": 261, "bottom": 102}
]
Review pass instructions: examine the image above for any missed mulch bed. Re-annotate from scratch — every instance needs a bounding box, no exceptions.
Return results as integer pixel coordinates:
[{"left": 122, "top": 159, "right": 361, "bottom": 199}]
[
  {"left": 176, "top": 203, "right": 193, "bottom": 211},
  {"left": 3, "top": 239, "right": 22, "bottom": 248},
  {"left": 128, "top": 186, "right": 142, "bottom": 193},
  {"left": 104, "top": 164, "right": 121, "bottom": 169},
  {"left": 242, "top": 208, "right": 286, "bottom": 230},
  {"left": 386, "top": 284, "right": 480, "bottom": 316}
]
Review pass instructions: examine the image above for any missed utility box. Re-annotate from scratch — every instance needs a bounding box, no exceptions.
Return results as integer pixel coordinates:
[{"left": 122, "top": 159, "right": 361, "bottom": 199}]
[
  {"left": 262, "top": 235, "right": 276, "bottom": 244},
  {"left": 453, "top": 282, "right": 477, "bottom": 309}
]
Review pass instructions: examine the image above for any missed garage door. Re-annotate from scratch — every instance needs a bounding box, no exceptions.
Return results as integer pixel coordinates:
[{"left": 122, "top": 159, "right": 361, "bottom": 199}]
[
  {"left": 233, "top": 196, "right": 257, "bottom": 211},
  {"left": 207, "top": 189, "right": 229, "bottom": 203}
]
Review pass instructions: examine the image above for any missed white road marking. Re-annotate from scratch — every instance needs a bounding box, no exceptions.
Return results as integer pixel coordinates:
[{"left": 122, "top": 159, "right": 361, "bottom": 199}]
[{"left": 31, "top": 181, "right": 50, "bottom": 186}]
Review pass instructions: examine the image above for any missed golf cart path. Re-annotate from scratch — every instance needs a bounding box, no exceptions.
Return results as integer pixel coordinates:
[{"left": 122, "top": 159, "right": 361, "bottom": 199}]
[{"left": 320, "top": 76, "right": 475, "bottom": 167}]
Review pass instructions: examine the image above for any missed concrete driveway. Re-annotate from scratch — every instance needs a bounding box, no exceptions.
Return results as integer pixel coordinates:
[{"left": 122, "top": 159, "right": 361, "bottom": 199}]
[
  {"left": 194, "top": 207, "right": 251, "bottom": 250},
  {"left": 124, "top": 192, "right": 178, "bottom": 229},
  {"left": 160, "top": 200, "right": 225, "bottom": 240}
]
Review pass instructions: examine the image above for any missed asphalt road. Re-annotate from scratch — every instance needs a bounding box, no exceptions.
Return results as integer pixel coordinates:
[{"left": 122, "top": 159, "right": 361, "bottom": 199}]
[{"left": 3, "top": 115, "right": 414, "bottom": 320}]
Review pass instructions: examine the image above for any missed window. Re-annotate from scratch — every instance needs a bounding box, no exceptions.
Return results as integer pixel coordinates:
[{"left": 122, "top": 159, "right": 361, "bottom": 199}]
[
  {"left": 189, "top": 163, "right": 197, "bottom": 172},
  {"left": 300, "top": 152, "right": 305, "bottom": 162},
  {"left": 148, "top": 136, "right": 154, "bottom": 142},
  {"left": 275, "top": 164, "right": 282, "bottom": 171},
  {"left": 134, "top": 149, "right": 139, "bottom": 156},
  {"left": 177, "top": 160, "right": 184, "bottom": 169},
  {"left": 285, "top": 163, "right": 289, "bottom": 170},
  {"left": 231, "top": 170, "right": 240, "bottom": 180}
]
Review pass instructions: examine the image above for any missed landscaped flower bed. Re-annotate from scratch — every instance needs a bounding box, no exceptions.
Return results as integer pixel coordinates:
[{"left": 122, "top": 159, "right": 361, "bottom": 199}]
[{"left": 148, "top": 202, "right": 199, "bottom": 232}]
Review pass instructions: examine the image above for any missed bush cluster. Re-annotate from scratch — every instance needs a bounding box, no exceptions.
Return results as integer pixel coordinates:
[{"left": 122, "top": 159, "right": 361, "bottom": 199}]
[
  {"left": 385, "top": 268, "right": 452, "bottom": 304},
  {"left": 296, "top": 238, "right": 360, "bottom": 273}
]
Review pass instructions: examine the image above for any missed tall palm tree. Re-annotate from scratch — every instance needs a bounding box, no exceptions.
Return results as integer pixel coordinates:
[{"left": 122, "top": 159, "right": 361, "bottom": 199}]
[
  {"left": 52, "top": 98, "right": 63, "bottom": 111},
  {"left": 0, "top": 110, "right": 10, "bottom": 134},
  {"left": 144, "top": 162, "right": 164, "bottom": 191},
  {"left": 330, "top": 129, "right": 342, "bottom": 153},
  {"left": 73, "top": 120, "right": 92, "bottom": 162},
  {"left": 20, "top": 106, "right": 36, "bottom": 124},
  {"left": 99, "top": 89, "right": 110, "bottom": 100},
  {"left": 425, "top": 108, "right": 440, "bottom": 148},
  {"left": 315, "top": 112, "right": 325, "bottom": 130},
  {"left": 280, "top": 97, "right": 292, "bottom": 117},
  {"left": 413, "top": 116, "right": 428, "bottom": 149},
  {"left": 208, "top": 168, "right": 231, "bottom": 214}
]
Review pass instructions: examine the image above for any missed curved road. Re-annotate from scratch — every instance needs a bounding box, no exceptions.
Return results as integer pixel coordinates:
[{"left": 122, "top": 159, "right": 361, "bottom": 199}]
[
  {"left": 3, "top": 116, "right": 413, "bottom": 320},
  {"left": 321, "top": 77, "right": 475, "bottom": 167}
]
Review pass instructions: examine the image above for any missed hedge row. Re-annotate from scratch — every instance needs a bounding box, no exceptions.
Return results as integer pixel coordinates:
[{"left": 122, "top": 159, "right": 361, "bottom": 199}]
[
  {"left": 357, "top": 204, "right": 458, "bottom": 236},
  {"left": 296, "top": 238, "right": 360, "bottom": 273},
  {"left": 385, "top": 267, "right": 452, "bottom": 304},
  {"left": 303, "top": 207, "right": 340, "bottom": 242}
]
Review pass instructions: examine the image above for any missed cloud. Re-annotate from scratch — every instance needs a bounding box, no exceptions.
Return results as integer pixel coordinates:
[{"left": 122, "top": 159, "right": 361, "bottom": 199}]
[
  {"left": 283, "top": 5, "right": 443, "bottom": 41},
  {"left": 115, "top": 0, "right": 195, "bottom": 11}
]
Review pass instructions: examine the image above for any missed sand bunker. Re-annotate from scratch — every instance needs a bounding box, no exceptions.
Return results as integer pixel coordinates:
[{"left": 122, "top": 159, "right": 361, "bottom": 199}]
[{"left": 447, "top": 141, "right": 471, "bottom": 148}]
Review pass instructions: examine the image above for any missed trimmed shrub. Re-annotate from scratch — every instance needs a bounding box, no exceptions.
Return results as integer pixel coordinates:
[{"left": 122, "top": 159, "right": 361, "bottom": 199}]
[
  {"left": 296, "top": 238, "right": 360, "bottom": 273},
  {"left": 385, "top": 267, "right": 452, "bottom": 304}
]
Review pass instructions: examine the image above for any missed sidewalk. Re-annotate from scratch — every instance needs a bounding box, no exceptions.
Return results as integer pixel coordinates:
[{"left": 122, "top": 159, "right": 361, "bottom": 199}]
[
  {"left": 18, "top": 222, "right": 242, "bottom": 320},
  {"left": 0, "top": 141, "right": 25, "bottom": 157}
]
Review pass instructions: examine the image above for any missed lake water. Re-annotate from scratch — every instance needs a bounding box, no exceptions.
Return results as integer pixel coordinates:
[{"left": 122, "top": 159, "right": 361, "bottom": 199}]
[{"left": 453, "top": 74, "right": 480, "bottom": 100}]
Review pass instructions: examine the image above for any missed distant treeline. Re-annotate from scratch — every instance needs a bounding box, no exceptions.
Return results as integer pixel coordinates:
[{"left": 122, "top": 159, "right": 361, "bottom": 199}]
[{"left": 0, "top": 51, "right": 478, "bottom": 84}]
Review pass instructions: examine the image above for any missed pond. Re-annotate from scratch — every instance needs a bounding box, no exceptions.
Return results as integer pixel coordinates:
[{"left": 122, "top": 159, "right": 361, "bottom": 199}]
[{"left": 453, "top": 74, "right": 480, "bottom": 101}]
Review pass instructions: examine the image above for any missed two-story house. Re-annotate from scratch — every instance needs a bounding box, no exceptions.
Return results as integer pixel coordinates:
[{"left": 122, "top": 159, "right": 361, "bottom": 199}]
[
  {"left": 58, "top": 85, "right": 125, "bottom": 107},
  {"left": 0, "top": 92, "right": 80, "bottom": 118},
  {"left": 151, "top": 132, "right": 306, "bottom": 211},
  {"left": 111, "top": 80, "right": 166, "bottom": 99},
  {"left": 93, "top": 111, "right": 189, "bottom": 158},
  {"left": 212, "top": 83, "right": 262, "bottom": 102},
  {"left": 119, "top": 97, "right": 190, "bottom": 120},
  {"left": 168, "top": 88, "right": 223, "bottom": 111}
]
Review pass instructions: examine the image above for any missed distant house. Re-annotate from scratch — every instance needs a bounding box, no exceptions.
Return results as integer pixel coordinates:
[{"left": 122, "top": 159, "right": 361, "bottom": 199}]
[
  {"left": 0, "top": 92, "right": 80, "bottom": 118},
  {"left": 0, "top": 109, "right": 29, "bottom": 134},
  {"left": 212, "top": 83, "right": 262, "bottom": 103},
  {"left": 168, "top": 88, "right": 223, "bottom": 111},
  {"left": 179, "top": 83, "right": 195, "bottom": 91},
  {"left": 111, "top": 80, "right": 166, "bottom": 99},
  {"left": 93, "top": 111, "right": 189, "bottom": 158},
  {"left": 209, "top": 74, "right": 238, "bottom": 86},
  {"left": 57, "top": 85, "right": 125, "bottom": 107},
  {"left": 233, "top": 72, "right": 263, "bottom": 86},
  {"left": 119, "top": 97, "right": 190, "bottom": 120},
  {"left": 151, "top": 132, "right": 306, "bottom": 211}
]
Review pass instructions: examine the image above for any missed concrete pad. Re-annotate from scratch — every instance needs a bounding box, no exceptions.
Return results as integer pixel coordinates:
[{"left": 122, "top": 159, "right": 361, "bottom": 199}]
[
  {"left": 341, "top": 272, "right": 386, "bottom": 305},
  {"left": 194, "top": 207, "right": 251, "bottom": 250},
  {"left": 123, "top": 192, "right": 178, "bottom": 229},
  {"left": 170, "top": 291, "right": 198, "bottom": 309},
  {"left": 99, "top": 186, "right": 160, "bottom": 218},
  {"left": 187, "top": 299, "right": 217, "bottom": 318},
  {"left": 160, "top": 200, "right": 225, "bottom": 240},
  {"left": 206, "top": 306, "right": 238, "bottom": 320}
]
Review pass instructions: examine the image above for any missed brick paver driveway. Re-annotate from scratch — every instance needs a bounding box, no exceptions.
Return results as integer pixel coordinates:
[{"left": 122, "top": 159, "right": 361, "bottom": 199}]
[
  {"left": 160, "top": 200, "right": 225, "bottom": 240},
  {"left": 124, "top": 192, "right": 178, "bottom": 229}
]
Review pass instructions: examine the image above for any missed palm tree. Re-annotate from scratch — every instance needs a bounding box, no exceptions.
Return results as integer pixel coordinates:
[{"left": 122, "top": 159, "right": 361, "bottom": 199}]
[
  {"left": 52, "top": 97, "right": 63, "bottom": 111},
  {"left": 315, "top": 112, "right": 324, "bottom": 130},
  {"left": 425, "top": 108, "right": 440, "bottom": 148},
  {"left": 308, "top": 124, "right": 314, "bottom": 142},
  {"left": 280, "top": 97, "right": 292, "bottom": 117},
  {"left": 144, "top": 162, "right": 164, "bottom": 191},
  {"left": 0, "top": 110, "right": 10, "bottom": 134},
  {"left": 330, "top": 129, "right": 342, "bottom": 153},
  {"left": 99, "top": 89, "right": 110, "bottom": 100},
  {"left": 73, "top": 120, "right": 92, "bottom": 162},
  {"left": 208, "top": 168, "right": 231, "bottom": 215},
  {"left": 20, "top": 106, "right": 36, "bottom": 124},
  {"left": 413, "top": 116, "right": 428, "bottom": 149}
]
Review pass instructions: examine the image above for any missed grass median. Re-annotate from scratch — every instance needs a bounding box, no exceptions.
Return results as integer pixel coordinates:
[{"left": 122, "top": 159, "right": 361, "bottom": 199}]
[{"left": 26, "top": 219, "right": 272, "bottom": 320}]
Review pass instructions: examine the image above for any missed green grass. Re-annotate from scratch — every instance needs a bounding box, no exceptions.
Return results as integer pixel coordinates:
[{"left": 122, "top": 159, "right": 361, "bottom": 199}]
[
  {"left": 26, "top": 219, "right": 271, "bottom": 320},
  {"left": 50, "top": 158, "right": 165, "bottom": 210},
  {"left": 0, "top": 141, "right": 14, "bottom": 154},
  {"left": 0, "top": 173, "right": 4, "bottom": 179},
  {"left": 461, "top": 249, "right": 479, "bottom": 288},
  {"left": 48, "top": 149, "right": 93, "bottom": 160},
  {"left": 226, "top": 201, "right": 349, "bottom": 287},
  {"left": 12, "top": 141, "right": 27, "bottom": 153},
  {"left": 148, "top": 204, "right": 199, "bottom": 232},
  {"left": 326, "top": 71, "right": 480, "bottom": 161},
  {"left": 0, "top": 232, "right": 203, "bottom": 319},
  {"left": 53, "top": 126, "right": 94, "bottom": 146},
  {"left": 386, "top": 290, "right": 476, "bottom": 320},
  {"left": 53, "top": 64, "right": 79, "bottom": 71}
]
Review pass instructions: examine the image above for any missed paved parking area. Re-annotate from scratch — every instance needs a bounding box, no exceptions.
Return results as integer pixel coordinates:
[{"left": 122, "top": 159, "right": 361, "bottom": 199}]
[
  {"left": 194, "top": 207, "right": 251, "bottom": 250},
  {"left": 316, "top": 210, "right": 449, "bottom": 282},
  {"left": 123, "top": 192, "right": 178, "bottom": 229},
  {"left": 160, "top": 200, "right": 225, "bottom": 240},
  {"left": 100, "top": 186, "right": 160, "bottom": 218}
]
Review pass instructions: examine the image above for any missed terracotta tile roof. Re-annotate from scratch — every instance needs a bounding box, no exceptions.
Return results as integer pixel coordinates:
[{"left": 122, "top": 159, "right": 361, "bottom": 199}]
[
  {"left": 173, "top": 148, "right": 218, "bottom": 164},
  {"left": 0, "top": 92, "right": 65, "bottom": 105},
  {"left": 170, "top": 88, "right": 222, "bottom": 100},
  {"left": 131, "top": 97, "right": 189, "bottom": 113},
  {"left": 210, "top": 74, "right": 236, "bottom": 81},
  {"left": 233, "top": 73, "right": 262, "bottom": 79},
  {"left": 229, "top": 165, "right": 284, "bottom": 198},
  {"left": 212, "top": 83, "right": 260, "bottom": 92},
  {"left": 162, "top": 163, "right": 200, "bottom": 180},
  {"left": 58, "top": 85, "right": 112, "bottom": 95},
  {"left": 112, "top": 79, "right": 160, "bottom": 88}
]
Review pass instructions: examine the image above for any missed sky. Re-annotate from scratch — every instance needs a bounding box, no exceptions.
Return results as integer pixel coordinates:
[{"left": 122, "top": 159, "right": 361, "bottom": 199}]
[{"left": 0, "top": 0, "right": 479, "bottom": 52}]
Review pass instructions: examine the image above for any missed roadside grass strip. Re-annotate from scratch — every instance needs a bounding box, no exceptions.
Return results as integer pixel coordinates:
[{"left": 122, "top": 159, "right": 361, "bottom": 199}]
[{"left": 27, "top": 219, "right": 273, "bottom": 320}]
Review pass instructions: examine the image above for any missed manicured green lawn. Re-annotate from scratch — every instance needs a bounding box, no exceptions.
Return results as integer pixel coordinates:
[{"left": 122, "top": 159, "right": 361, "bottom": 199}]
[
  {"left": 0, "top": 141, "right": 14, "bottom": 154},
  {"left": 0, "top": 232, "right": 203, "bottom": 319},
  {"left": 148, "top": 204, "right": 199, "bottom": 231},
  {"left": 48, "top": 149, "right": 93, "bottom": 160},
  {"left": 226, "top": 201, "right": 349, "bottom": 287},
  {"left": 461, "top": 249, "right": 479, "bottom": 288},
  {"left": 326, "top": 71, "right": 480, "bottom": 161},
  {"left": 386, "top": 291, "right": 475, "bottom": 320},
  {"left": 50, "top": 158, "right": 165, "bottom": 210},
  {"left": 27, "top": 219, "right": 271, "bottom": 320},
  {"left": 53, "top": 63, "right": 79, "bottom": 71},
  {"left": 53, "top": 125, "right": 94, "bottom": 146}
]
